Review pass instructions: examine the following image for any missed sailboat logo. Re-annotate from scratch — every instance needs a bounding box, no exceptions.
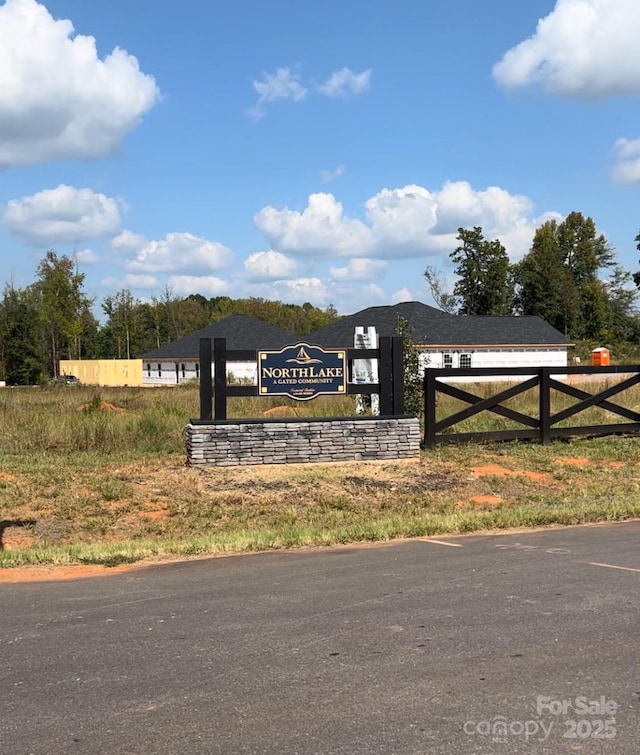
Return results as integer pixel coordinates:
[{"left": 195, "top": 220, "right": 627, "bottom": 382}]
[{"left": 286, "top": 346, "right": 323, "bottom": 364}]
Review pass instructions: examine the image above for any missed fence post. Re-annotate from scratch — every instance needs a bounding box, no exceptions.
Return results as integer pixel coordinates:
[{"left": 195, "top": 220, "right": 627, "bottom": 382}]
[
  {"left": 424, "top": 369, "right": 437, "bottom": 448},
  {"left": 539, "top": 367, "right": 551, "bottom": 445},
  {"left": 213, "top": 338, "right": 228, "bottom": 421},
  {"left": 391, "top": 336, "right": 404, "bottom": 415},
  {"left": 199, "top": 338, "right": 212, "bottom": 420},
  {"left": 379, "top": 336, "right": 393, "bottom": 415}
]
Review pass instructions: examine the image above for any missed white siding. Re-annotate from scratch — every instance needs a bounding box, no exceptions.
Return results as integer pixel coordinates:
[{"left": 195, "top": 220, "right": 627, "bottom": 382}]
[
  {"left": 419, "top": 347, "right": 567, "bottom": 381},
  {"left": 142, "top": 360, "right": 257, "bottom": 387}
]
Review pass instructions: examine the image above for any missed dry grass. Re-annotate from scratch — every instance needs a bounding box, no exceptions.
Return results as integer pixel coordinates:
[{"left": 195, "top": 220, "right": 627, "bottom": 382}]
[{"left": 1, "top": 383, "right": 640, "bottom": 568}]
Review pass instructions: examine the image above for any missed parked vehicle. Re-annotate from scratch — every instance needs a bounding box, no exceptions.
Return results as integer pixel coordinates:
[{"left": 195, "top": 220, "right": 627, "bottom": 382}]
[{"left": 50, "top": 375, "right": 82, "bottom": 386}]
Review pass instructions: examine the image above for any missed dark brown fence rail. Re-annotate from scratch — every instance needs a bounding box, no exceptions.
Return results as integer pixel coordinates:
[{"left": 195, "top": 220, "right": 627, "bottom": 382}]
[{"left": 423, "top": 365, "right": 640, "bottom": 448}]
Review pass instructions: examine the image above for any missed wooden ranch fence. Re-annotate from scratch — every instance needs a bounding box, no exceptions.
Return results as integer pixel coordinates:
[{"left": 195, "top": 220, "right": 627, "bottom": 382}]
[{"left": 423, "top": 365, "right": 640, "bottom": 448}]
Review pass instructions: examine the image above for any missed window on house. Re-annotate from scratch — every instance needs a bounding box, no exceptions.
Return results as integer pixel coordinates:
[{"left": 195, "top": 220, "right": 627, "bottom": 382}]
[
  {"left": 157, "top": 363, "right": 162, "bottom": 377},
  {"left": 195, "top": 363, "right": 200, "bottom": 379},
  {"left": 181, "top": 363, "right": 186, "bottom": 378},
  {"left": 146, "top": 363, "right": 151, "bottom": 378},
  {"left": 459, "top": 353, "right": 472, "bottom": 369},
  {"left": 443, "top": 353, "right": 453, "bottom": 369}
]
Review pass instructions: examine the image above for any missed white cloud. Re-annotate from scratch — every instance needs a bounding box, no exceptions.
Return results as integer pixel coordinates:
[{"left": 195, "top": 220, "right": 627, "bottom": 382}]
[
  {"left": 361, "top": 283, "right": 385, "bottom": 302},
  {"left": 612, "top": 137, "right": 640, "bottom": 184},
  {"left": 126, "top": 232, "right": 232, "bottom": 274},
  {"left": 365, "top": 185, "right": 440, "bottom": 253},
  {"left": 3, "top": 184, "right": 122, "bottom": 246},
  {"left": 274, "top": 277, "right": 329, "bottom": 304},
  {"left": 76, "top": 248, "right": 99, "bottom": 264},
  {"left": 238, "top": 276, "right": 389, "bottom": 314},
  {"left": 255, "top": 182, "right": 557, "bottom": 262},
  {"left": 493, "top": 0, "right": 640, "bottom": 97},
  {"left": 244, "top": 250, "right": 296, "bottom": 281},
  {"left": 101, "top": 273, "right": 159, "bottom": 290},
  {"left": 248, "top": 68, "right": 308, "bottom": 119},
  {"left": 391, "top": 288, "right": 415, "bottom": 304},
  {"left": 112, "top": 229, "right": 148, "bottom": 253},
  {"left": 330, "top": 258, "right": 387, "bottom": 282},
  {"left": 242, "top": 277, "right": 330, "bottom": 306},
  {"left": 319, "top": 68, "right": 372, "bottom": 97},
  {"left": 0, "top": 0, "right": 160, "bottom": 168},
  {"left": 327, "top": 281, "right": 386, "bottom": 314},
  {"left": 167, "top": 275, "right": 229, "bottom": 297},
  {"left": 320, "top": 164, "right": 346, "bottom": 183},
  {"left": 254, "top": 192, "right": 372, "bottom": 257}
]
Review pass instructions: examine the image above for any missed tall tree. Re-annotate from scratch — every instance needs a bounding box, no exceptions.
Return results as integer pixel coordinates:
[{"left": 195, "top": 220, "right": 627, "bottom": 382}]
[
  {"left": 102, "top": 289, "right": 140, "bottom": 359},
  {"left": 558, "top": 211, "right": 614, "bottom": 284},
  {"left": 606, "top": 266, "right": 640, "bottom": 342},
  {"left": 450, "top": 227, "right": 514, "bottom": 315},
  {"left": 514, "top": 219, "right": 578, "bottom": 334},
  {"left": 516, "top": 213, "right": 615, "bottom": 340},
  {"left": 33, "top": 251, "right": 95, "bottom": 375},
  {"left": 0, "top": 284, "right": 45, "bottom": 385}
]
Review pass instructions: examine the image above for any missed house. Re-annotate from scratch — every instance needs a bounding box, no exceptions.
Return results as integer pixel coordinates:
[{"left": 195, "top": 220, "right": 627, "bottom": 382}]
[
  {"left": 65, "top": 303, "right": 571, "bottom": 388},
  {"left": 141, "top": 314, "right": 296, "bottom": 386},
  {"left": 306, "top": 301, "right": 572, "bottom": 377}
]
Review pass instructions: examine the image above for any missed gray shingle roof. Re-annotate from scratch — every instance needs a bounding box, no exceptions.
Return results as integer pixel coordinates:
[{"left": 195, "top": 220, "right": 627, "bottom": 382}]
[
  {"left": 307, "top": 301, "right": 571, "bottom": 348},
  {"left": 141, "top": 315, "right": 296, "bottom": 359}
]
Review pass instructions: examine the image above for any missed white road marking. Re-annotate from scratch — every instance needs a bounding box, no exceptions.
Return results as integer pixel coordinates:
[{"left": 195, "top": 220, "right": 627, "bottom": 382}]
[
  {"left": 587, "top": 561, "right": 640, "bottom": 574},
  {"left": 421, "top": 539, "right": 462, "bottom": 548}
]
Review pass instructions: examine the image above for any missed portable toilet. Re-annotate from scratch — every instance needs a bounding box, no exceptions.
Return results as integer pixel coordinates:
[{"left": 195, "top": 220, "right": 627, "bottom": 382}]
[{"left": 592, "top": 347, "right": 610, "bottom": 366}]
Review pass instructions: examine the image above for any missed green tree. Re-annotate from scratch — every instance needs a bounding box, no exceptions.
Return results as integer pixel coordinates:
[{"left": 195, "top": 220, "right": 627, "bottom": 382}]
[
  {"left": 558, "top": 212, "right": 614, "bottom": 338},
  {"left": 395, "top": 315, "right": 422, "bottom": 418},
  {"left": 578, "top": 279, "right": 609, "bottom": 340},
  {"left": 516, "top": 213, "right": 616, "bottom": 340},
  {"left": 605, "top": 266, "right": 640, "bottom": 342},
  {"left": 0, "top": 284, "right": 45, "bottom": 385},
  {"left": 514, "top": 220, "right": 578, "bottom": 334},
  {"left": 102, "top": 289, "right": 140, "bottom": 359},
  {"left": 450, "top": 227, "right": 514, "bottom": 315},
  {"left": 33, "top": 251, "right": 95, "bottom": 375},
  {"left": 558, "top": 211, "right": 614, "bottom": 284}
]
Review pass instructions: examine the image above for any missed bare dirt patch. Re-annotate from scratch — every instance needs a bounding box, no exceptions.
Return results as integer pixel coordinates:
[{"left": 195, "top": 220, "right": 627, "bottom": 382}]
[
  {"left": 77, "top": 401, "right": 126, "bottom": 413},
  {"left": 469, "top": 494, "right": 504, "bottom": 506},
  {"left": 0, "top": 562, "right": 145, "bottom": 584},
  {"left": 262, "top": 405, "right": 299, "bottom": 417},
  {"left": 471, "top": 464, "right": 551, "bottom": 483}
]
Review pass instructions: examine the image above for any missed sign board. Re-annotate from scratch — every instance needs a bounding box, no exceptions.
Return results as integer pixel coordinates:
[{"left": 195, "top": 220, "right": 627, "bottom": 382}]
[{"left": 258, "top": 343, "right": 346, "bottom": 401}]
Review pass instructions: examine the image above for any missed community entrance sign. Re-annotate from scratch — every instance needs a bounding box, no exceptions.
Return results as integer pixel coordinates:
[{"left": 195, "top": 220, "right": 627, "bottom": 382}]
[
  {"left": 258, "top": 343, "right": 346, "bottom": 400},
  {"left": 196, "top": 336, "right": 404, "bottom": 421}
]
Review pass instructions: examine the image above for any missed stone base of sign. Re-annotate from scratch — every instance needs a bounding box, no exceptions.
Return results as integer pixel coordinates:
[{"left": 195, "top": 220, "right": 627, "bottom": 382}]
[{"left": 186, "top": 416, "right": 421, "bottom": 467}]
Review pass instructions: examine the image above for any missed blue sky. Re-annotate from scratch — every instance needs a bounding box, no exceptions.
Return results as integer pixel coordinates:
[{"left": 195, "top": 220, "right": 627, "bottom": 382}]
[{"left": 1, "top": 0, "right": 640, "bottom": 317}]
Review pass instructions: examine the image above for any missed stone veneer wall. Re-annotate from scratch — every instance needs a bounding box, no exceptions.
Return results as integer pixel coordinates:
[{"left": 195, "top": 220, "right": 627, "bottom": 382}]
[{"left": 186, "top": 416, "right": 421, "bottom": 467}]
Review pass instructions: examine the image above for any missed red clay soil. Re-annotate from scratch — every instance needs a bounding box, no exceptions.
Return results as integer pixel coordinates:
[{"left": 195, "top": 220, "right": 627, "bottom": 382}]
[
  {"left": 0, "top": 562, "right": 145, "bottom": 584},
  {"left": 471, "top": 464, "right": 551, "bottom": 482}
]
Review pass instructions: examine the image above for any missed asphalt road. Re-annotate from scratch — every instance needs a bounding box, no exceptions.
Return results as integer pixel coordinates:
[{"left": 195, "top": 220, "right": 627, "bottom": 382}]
[{"left": 2, "top": 522, "right": 640, "bottom": 755}]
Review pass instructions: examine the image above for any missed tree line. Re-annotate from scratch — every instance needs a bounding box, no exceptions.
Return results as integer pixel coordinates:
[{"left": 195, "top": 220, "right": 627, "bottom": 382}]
[
  {"left": 3, "top": 211, "right": 638, "bottom": 385},
  {"left": 0, "top": 250, "right": 339, "bottom": 385},
  {"left": 424, "top": 211, "right": 640, "bottom": 345}
]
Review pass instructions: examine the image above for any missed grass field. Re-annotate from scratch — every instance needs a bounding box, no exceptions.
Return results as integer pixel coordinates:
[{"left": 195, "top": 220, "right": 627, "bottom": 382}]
[{"left": 1, "top": 382, "right": 639, "bottom": 569}]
